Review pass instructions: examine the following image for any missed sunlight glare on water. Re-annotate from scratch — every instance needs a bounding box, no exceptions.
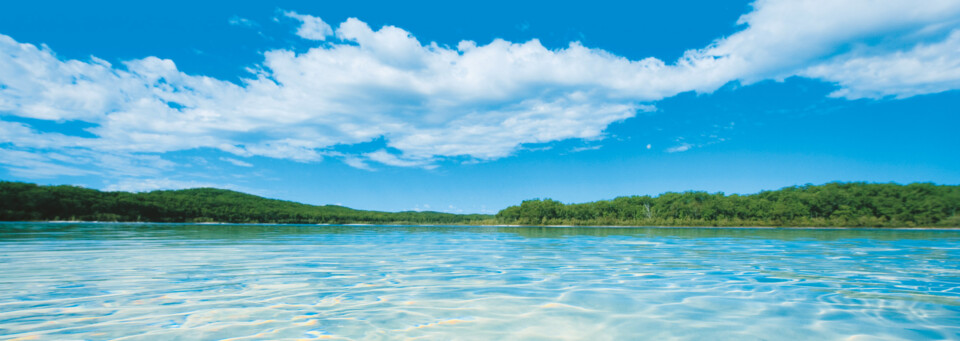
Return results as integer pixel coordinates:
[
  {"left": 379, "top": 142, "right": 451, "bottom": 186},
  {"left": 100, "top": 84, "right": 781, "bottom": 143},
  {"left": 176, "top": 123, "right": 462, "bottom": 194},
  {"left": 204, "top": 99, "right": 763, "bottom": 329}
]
[{"left": 0, "top": 223, "right": 958, "bottom": 340}]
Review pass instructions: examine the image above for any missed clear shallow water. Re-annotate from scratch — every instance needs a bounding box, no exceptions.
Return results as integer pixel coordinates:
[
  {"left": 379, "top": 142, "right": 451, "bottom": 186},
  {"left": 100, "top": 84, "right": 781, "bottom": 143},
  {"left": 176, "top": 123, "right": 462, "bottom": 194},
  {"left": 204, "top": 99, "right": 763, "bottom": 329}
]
[{"left": 0, "top": 223, "right": 958, "bottom": 340}]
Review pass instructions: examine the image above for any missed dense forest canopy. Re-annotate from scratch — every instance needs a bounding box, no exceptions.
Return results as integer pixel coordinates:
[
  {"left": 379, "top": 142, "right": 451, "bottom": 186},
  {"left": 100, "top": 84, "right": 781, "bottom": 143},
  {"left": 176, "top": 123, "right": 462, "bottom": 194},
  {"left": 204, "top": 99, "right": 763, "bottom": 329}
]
[
  {"left": 1, "top": 181, "right": 957, "bottom": 227},
  {"left": 496, "top": 182, "right": 960, "bottom": 227},
  {"left": 0, "top": 182, "right": 490, "bottom": 224}
]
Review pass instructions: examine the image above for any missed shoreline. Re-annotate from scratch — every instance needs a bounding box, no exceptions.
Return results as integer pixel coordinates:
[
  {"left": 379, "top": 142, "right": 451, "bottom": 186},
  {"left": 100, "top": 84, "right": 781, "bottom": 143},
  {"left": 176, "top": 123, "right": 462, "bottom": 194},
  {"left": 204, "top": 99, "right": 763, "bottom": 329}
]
[{"left": 4, "top": 221, "right": 958, "bottom": 230}]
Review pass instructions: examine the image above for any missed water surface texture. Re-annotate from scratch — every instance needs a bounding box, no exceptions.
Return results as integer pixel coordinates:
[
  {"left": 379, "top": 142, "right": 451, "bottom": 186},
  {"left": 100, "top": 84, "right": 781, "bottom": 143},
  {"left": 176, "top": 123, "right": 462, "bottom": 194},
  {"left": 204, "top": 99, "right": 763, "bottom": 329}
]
[{"left": 1, "top": 223, "right": 958, "bottom": 340}]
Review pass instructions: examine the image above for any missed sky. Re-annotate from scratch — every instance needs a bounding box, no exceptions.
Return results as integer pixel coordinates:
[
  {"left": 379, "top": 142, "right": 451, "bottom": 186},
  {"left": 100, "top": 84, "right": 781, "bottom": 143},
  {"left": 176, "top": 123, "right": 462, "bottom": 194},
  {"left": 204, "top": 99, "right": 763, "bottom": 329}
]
[{"left": 0, "top": 0, "right": 958, "bottom": 214}]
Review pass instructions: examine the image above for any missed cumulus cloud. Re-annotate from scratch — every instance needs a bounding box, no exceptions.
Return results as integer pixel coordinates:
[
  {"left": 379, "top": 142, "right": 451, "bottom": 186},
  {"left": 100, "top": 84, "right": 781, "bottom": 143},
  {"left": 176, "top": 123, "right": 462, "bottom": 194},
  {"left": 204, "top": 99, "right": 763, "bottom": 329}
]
[
  {"left": 1, "top": 0, "right": 960, "bottom": 180},
  {"left": 801, "top": 30, "right": 960, "bottom": 99},
  {"left": 695, "top": 0, "right": 960, "bottom": 87},
  {"left": 283, "top": 11, "right": 333, "bottom": 40}
]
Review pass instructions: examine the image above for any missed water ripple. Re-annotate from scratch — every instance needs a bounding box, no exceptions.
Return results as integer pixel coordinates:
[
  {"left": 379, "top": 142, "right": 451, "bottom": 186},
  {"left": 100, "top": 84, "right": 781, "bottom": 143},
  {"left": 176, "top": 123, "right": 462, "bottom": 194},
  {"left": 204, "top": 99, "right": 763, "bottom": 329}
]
[{"left": 0, "top": 223, "right": 959, "bottom": 340}]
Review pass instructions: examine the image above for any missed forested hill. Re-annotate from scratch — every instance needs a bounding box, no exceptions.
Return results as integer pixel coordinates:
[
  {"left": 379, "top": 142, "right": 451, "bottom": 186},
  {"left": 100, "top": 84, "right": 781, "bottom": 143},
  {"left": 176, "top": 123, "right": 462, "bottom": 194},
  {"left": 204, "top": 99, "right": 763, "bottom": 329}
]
[
  {"left": 3, "top": 181, "right": 958, "bottom": 227},
  {"left": 496, "top": 183, "right": 960, "bottom": 227},
  {"left": 0, "top": 182, "right": 491, "bottom": 224}
]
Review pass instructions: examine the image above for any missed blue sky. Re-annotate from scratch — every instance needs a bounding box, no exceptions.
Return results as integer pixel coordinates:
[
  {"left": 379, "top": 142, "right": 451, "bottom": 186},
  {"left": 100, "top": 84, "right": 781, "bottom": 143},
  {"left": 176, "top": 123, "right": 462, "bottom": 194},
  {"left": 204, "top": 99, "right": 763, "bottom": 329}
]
[{"left": 1, "top": 0, "right": 958, "bottom": 213}]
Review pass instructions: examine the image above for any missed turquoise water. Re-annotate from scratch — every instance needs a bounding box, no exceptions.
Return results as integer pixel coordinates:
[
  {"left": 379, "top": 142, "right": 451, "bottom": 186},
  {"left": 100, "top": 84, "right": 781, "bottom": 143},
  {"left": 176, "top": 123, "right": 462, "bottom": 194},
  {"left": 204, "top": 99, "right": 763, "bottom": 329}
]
[{"left": 1, "top": 223, "right": 958, "bottom": 340}]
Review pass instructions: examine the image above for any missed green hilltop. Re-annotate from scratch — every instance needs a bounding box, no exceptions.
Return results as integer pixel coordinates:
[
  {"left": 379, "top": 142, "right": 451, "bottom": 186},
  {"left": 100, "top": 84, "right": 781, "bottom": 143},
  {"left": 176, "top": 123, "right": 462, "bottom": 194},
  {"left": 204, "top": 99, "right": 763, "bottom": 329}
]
[
  {"left": 1, "top": 181, "right": 958, "bottom": 227},
  {"left": 496, "top": 182, "right": 960, "bottom": 227},
  {"left": 0, "top": 182, "right": 491, "bottom": 224}
]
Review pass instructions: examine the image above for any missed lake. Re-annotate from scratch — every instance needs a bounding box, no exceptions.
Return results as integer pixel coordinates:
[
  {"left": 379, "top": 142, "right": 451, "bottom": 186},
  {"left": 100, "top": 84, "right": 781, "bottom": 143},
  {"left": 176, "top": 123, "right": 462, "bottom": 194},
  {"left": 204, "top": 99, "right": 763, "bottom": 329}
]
[{"left": 0, "top": 223, "right": 958, "bottom": 340}]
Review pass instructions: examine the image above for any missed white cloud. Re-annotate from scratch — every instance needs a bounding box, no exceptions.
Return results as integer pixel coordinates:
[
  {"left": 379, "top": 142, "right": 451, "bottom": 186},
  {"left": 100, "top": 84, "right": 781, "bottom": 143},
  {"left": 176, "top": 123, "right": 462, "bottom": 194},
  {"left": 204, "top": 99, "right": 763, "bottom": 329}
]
[
  {"left": 0, "top": 148, "right": 96, "bottom": 178},
  {"left": 1, "top": 0, "right": 959, "bottom": 181},
  {"left": 220, "top": 157, "right": 253, "bottom": 167},
  {"left": 283, "top": 11, "right": 333, "bottom": 40},
  {"left": 801, "top": 30, "right": 960, "bottom": 99},
  {"left": 697, "top": 0, "right": 960, "bottom": 96},
  {"left": 666, "top": 144, "right": 692, "bottom": 153},
  {"left": 104, "top": 178, "right": 233, "bottom": 192},
  {"left": 341, "top": 156, "right": 375, "bottom": 171},
  {"left": 570, "top": 145, "right": 602, "bottom": 153},
  {"left": 228, "top": 16, "right": 258, "bottom": 28},
  {"left": 364, "top": 149, "right": 436, "bottom": 169}
]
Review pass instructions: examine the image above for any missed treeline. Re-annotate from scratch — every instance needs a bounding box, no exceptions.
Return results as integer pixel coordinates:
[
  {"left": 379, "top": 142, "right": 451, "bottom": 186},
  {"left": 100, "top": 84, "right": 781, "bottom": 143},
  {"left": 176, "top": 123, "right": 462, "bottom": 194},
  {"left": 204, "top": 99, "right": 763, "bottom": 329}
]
[
  {"left": 0, "top": 182, "right": 492, "bottom": 224},
  {"left": 3, "top": 181, "right": 958, "bottom": 227},
  {"left": 496, "top": 183, "right": 960, "bottom": 227}
]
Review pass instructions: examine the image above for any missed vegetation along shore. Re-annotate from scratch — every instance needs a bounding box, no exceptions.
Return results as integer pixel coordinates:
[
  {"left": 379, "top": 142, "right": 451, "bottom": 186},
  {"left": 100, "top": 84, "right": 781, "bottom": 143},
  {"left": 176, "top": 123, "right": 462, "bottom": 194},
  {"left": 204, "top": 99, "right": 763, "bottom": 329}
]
[{"left": 1, "top": 181, "right": 957, "bottom": 227}]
